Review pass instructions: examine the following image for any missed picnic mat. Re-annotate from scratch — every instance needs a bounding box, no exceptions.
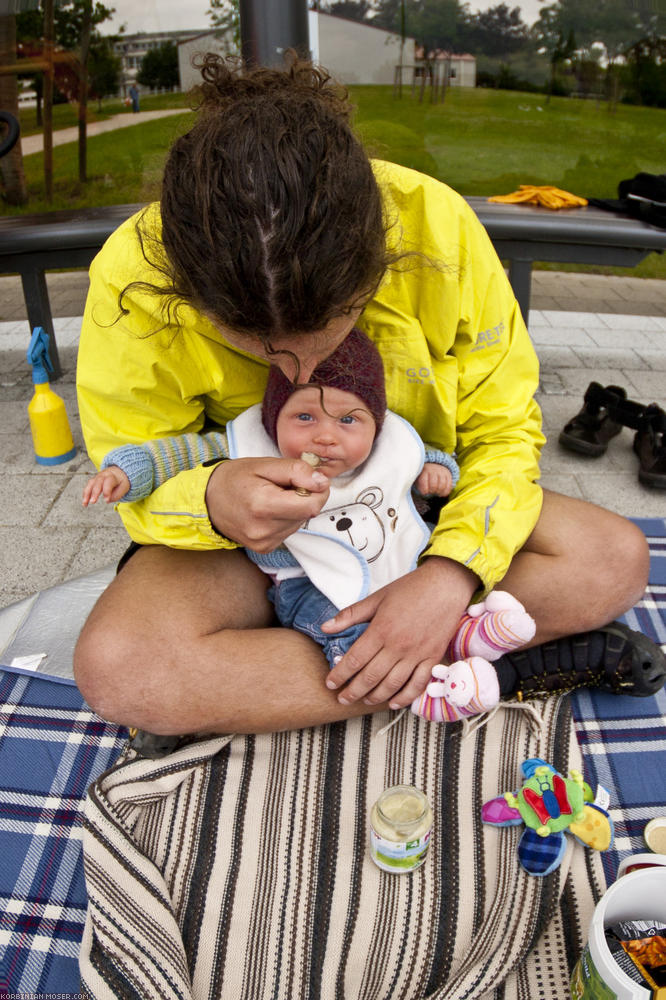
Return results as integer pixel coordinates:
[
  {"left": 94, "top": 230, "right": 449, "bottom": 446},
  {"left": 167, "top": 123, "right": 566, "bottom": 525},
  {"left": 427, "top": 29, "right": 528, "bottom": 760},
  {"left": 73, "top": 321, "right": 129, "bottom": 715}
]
[
  {"left": 1, "top": 516, "right": 665, "bottom": 998},
  {"left": 571, "top": 516, "right": 666, "bottom": 883},
  {"left": 80, "top": 697, "right": 598, "bottom": 1000}
]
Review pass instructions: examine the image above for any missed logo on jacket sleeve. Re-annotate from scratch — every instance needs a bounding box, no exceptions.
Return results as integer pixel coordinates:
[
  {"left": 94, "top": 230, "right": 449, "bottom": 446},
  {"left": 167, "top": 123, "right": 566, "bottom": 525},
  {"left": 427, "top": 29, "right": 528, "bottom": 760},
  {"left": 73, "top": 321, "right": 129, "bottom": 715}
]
[
  {"left": 472, "top": 321, "right": 504, "bottom": 351},
  {"left": 406, "top": 366, "right": 435, "bottom": 385}
]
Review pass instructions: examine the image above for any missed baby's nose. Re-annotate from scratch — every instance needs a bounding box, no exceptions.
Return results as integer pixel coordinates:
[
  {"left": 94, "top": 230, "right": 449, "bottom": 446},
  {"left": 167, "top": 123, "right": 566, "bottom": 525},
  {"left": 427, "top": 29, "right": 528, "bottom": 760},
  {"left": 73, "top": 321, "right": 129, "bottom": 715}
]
[{"left": 314, "top": 426, "right": 337, "bottom": 443}]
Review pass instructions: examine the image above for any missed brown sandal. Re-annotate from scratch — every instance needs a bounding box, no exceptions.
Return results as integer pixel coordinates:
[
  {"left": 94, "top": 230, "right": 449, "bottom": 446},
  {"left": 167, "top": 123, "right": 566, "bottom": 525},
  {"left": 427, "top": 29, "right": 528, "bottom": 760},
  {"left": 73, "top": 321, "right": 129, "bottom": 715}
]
[
  {"left": 634, "top": 404, "right": 666, "bottom": 489},
  {"left": 559, "top": 382, "right": 627, "bottom": 457}
]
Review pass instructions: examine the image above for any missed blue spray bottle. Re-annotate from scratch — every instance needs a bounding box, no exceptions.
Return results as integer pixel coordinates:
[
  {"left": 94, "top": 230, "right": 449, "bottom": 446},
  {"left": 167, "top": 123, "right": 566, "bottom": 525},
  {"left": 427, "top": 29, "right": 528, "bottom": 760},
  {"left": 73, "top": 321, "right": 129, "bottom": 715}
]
[{"left": 26, "top": 327, "right": 77, "bottom": 465}]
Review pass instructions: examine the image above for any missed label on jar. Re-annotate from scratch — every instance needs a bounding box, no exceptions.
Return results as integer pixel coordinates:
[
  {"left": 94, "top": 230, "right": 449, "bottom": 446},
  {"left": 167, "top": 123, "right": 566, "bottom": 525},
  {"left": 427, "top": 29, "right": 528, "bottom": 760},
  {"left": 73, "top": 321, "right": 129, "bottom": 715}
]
[
  {"left": 369, "top": 826, "right": 431, "bottom": 873},
  {"left": 570, "top": 944, "right": 616, "bottom": 1000}
]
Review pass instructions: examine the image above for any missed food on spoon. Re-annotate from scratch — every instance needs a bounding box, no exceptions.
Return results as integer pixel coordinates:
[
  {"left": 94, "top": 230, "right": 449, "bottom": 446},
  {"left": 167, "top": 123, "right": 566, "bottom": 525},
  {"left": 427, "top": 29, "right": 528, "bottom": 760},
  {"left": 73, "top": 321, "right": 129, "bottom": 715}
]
[{"left": 295, "top": 452, "right": 322, "bottom": 496}]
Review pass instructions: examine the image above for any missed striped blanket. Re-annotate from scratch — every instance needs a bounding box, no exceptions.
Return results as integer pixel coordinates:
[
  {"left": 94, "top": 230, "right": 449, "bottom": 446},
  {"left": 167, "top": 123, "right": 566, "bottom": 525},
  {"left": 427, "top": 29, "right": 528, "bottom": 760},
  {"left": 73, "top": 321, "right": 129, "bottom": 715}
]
[{"left": 79, "top": 698, "right": 604, "bottom": 1000}]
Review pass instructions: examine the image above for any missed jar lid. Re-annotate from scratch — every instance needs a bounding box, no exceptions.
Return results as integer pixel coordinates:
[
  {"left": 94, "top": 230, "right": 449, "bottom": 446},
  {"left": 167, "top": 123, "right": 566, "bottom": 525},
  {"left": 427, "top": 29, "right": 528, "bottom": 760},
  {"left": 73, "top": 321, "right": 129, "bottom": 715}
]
[
  {"left": 644, "top": 816, "right": 666, "bottom": 853},
  {"left": 376, "top": 785, "right": 429, "bottom": 828}
]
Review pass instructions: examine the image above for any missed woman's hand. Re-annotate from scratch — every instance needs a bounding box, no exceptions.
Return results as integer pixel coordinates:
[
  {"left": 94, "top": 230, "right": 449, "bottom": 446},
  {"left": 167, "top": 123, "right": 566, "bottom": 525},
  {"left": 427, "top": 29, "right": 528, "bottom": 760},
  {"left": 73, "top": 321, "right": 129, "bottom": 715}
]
[
  {"left": 321, "top": 557, "right": 479, "bottom": 708},
  {"left": 205, "top": 456, "right": 330, "bottom": 551}
]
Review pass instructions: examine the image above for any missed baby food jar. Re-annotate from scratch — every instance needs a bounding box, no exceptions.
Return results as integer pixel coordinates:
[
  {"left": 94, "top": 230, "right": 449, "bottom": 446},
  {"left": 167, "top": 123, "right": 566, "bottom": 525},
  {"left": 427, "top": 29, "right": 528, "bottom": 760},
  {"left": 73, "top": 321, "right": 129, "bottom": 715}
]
[{"left": 370, "top": 784, "right": 433, "bottom": 873}]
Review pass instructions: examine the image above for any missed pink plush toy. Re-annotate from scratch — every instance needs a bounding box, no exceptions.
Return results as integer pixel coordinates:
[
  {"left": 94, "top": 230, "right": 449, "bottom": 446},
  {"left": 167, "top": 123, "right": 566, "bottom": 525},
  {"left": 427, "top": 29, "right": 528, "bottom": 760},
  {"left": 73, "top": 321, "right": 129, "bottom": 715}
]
[
  {"left": 411, "top": 656, "right": 500, "bottom": 723},
  {"left": 412, "top": 590, "right": 535, "bottom": 725},
  {"left": 447, "top": 590, "right": 536, "bottom": 663}
]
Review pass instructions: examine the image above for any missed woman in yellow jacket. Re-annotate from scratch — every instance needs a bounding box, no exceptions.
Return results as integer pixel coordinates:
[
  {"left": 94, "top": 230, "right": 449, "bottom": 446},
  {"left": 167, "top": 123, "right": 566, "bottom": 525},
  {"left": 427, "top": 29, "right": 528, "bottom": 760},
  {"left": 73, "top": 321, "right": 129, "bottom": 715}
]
[{"left": 74, "top": 55, "right": 661, "bottom": 745}]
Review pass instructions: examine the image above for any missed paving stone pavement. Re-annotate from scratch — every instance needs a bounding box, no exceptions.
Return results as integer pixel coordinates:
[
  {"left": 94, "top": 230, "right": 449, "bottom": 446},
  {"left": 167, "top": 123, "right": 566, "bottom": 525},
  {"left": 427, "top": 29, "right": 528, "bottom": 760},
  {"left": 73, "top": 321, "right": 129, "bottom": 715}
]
[{"left": 1, "top": 269, "right": 664, "bottom": 610}]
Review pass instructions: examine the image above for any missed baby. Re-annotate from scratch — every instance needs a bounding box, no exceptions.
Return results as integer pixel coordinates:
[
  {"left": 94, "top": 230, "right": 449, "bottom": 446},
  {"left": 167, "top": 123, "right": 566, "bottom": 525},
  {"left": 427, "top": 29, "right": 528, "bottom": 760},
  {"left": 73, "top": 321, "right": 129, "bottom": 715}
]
[{"left": 84, "top": 329, "right": 535, "bottom": 723}]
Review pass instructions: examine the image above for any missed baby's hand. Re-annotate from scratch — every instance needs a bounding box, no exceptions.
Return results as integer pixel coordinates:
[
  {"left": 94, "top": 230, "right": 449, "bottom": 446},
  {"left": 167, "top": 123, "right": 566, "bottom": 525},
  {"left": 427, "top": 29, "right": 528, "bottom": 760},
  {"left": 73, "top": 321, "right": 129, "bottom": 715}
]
[
  {"left": 82, "top": 466, "right": 131, "bottom": 506},
  {"left": 415, "top": 462, "right": 453, "bottom": 497}
]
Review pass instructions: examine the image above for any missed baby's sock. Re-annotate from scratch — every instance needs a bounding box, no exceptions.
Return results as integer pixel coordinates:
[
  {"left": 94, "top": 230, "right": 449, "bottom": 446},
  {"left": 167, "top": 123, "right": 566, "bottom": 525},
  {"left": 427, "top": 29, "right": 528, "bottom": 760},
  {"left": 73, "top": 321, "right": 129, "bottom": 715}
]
[
  {"left": 448, "top": 591, "right": 536, "bottom": 663},
  {"left": 411, "top": 657, "right": 500, "bottom": 723}
]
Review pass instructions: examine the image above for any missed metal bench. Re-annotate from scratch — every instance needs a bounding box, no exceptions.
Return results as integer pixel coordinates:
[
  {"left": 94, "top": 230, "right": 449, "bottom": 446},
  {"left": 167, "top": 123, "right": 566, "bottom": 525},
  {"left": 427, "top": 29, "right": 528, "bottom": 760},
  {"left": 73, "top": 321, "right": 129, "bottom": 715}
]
[
  {"left": 466, "top": 197, "right": 666, "bottom": 321},
  {"left": 0, "top": 199, "right": 664, "bottom": 378},
  {"left": 0, "top": 204, "right": 143, "bottom": 377}
]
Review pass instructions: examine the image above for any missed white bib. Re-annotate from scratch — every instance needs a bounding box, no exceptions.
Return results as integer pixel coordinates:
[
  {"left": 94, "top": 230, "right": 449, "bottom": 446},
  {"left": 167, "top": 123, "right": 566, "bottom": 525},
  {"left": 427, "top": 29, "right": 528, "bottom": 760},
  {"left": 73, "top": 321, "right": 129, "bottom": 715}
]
[{"left": 227, "top": 405, "right": 431, "bottom": 609}]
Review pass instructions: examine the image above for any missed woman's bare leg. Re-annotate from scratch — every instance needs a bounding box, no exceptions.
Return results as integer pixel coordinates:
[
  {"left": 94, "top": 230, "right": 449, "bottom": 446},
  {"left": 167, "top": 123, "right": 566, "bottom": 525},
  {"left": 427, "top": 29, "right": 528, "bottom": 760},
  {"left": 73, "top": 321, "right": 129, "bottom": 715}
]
[
  {"left": 74, "top": 490, "right": 652, "bottom": 735},
  {"left": 73, "top": 546, "right": 377, "bottom": 735},
  {"left": 500, "top": 489, "right": 650, "bottom": 643}
]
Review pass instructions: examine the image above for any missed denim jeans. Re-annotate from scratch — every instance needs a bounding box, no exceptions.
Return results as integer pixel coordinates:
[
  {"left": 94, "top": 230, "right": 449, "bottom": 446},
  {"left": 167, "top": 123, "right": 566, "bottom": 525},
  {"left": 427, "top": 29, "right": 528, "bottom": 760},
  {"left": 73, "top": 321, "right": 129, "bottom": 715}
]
[{"left": 269, "top": 575, "right": 367, "bottom": 669}]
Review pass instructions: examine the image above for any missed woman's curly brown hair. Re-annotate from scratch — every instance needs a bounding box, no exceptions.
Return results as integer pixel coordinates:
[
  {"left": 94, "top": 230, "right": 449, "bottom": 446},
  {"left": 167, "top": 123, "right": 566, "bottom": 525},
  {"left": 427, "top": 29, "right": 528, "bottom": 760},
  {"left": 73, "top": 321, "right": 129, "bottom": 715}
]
[{"left": 133, "top": 52, "right": 399, "bottom": 342}]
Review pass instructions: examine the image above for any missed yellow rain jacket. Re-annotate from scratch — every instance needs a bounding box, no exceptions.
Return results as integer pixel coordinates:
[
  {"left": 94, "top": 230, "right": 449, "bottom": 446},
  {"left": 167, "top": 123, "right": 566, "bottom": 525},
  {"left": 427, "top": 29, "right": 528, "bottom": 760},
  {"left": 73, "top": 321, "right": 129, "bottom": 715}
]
[{"left": 76, "top": 160, "right": 544, "bottom": 593}]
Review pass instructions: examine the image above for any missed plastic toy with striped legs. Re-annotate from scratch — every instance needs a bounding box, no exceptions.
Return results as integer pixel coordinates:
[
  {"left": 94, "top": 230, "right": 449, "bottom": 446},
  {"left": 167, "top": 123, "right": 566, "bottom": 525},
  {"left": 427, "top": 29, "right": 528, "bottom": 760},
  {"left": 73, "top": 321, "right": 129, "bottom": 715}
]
[{"left": 481, "top": 758, "right": 614, "bottom": 876}]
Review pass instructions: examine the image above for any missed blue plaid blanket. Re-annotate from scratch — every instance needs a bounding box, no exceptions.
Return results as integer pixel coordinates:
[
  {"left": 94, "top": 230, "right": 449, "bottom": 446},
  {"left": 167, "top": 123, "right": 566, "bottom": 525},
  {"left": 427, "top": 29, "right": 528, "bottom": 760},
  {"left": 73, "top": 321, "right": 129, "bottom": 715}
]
[
  {"left": 1, "top": 517, "right": 665, "bottom": 997},
  {"left": 0, "top": 675, "right": 126, "bottom": 994},
  {"left": 570, "top": 517, "right": 666, "bottom": 883}
]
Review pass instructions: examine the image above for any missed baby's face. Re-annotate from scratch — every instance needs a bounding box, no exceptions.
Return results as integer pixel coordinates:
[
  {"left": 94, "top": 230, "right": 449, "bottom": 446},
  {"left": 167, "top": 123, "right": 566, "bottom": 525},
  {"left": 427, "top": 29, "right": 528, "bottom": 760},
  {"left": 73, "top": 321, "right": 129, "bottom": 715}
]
[{"left": 276, "top": 385, "right": 377, "bottom": 479}]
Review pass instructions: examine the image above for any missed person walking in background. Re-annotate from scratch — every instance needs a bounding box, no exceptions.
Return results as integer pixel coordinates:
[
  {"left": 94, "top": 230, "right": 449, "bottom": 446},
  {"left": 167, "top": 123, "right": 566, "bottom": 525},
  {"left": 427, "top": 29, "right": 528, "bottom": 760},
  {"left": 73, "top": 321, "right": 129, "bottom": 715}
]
[{"left": 129, "top": 83, "right": 140, "bottom": 113}]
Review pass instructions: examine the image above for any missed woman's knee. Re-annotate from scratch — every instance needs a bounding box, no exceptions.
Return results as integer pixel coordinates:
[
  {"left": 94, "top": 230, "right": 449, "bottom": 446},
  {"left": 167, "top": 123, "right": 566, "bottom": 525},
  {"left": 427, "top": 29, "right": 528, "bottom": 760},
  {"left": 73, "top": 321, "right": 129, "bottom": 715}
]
[
  {"left": 72, "top": 544, "right": 274, "bottom": 725},
  {"left": 73, "top": 611, "right": 135, "bottom": 723},
  {"left": 606, "top": 514, "right": 650, "bottom": 607},
  {"left": 519, "top": 490, "right": 650, "bottom": 626}
]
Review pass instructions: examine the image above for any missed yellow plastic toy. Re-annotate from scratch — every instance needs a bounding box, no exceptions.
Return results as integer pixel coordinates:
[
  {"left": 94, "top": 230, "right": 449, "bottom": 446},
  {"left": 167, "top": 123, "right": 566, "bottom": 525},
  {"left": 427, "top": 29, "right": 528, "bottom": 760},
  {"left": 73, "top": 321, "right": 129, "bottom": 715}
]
[{"left": 26, "top": 327, "right": 77, "bottom": 465}]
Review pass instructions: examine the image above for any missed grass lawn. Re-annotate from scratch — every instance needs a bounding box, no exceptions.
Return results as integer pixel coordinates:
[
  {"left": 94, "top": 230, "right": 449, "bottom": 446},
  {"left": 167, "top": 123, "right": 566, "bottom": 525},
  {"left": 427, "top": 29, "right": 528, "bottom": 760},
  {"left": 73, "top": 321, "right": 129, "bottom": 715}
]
[
  {"left": 16, "top": 90, "right": 191, "bottom": 137},
  {"left": 11, "top": 105, "right": 196, "bottom": 211},
  {"left": 352, "top": 86, "right": 665, "bottom": 199},
  {"left": 5, "top": 86, "right": 665, "bottom": 278},
  {"left": 350, "top": 85, "right": 666, "bottom": 279}
]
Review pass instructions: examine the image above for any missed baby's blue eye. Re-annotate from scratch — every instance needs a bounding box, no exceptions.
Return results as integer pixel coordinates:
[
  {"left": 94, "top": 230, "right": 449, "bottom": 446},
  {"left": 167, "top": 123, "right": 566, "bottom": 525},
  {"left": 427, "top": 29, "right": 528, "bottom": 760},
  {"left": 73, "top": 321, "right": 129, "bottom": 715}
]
[
  {"left": 297, "top": 413, "right": 313, "bottom": 422},
  {"left": 340, "top": 415, "right": 355, "bottom": 425}
]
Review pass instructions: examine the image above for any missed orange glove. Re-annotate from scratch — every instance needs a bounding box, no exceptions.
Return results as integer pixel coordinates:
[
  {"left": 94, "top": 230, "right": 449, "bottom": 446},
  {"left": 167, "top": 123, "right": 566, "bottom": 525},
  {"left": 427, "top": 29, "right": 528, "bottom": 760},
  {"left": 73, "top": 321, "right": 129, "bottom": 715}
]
[{"left": 488, "top": 185, "right": 588, "bottom": 209}]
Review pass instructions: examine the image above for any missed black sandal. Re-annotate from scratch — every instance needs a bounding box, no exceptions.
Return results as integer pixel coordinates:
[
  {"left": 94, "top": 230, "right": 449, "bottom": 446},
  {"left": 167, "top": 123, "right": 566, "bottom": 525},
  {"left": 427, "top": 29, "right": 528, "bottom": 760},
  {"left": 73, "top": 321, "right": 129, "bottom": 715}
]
[
  {"left": 634, "top": 404, "right": 666, "bottom": 489},
  {"left": 559, "top": 382, "right": 627, "bottom": 457}
]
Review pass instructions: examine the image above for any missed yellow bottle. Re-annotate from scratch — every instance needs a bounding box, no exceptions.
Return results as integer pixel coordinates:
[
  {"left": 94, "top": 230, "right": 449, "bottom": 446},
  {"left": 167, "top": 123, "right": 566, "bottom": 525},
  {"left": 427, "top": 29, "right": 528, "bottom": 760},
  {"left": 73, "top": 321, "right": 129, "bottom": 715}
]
[{"left": 26, "top": 327, "right": 77, "bottom": 465}]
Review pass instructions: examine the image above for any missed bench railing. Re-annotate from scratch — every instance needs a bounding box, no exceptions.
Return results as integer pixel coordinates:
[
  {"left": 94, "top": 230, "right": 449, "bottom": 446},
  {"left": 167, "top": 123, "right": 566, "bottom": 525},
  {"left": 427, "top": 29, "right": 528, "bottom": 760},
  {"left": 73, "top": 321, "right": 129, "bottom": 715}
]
[{"left": 1, "top": 200, "right": 664, "bottom": 379}]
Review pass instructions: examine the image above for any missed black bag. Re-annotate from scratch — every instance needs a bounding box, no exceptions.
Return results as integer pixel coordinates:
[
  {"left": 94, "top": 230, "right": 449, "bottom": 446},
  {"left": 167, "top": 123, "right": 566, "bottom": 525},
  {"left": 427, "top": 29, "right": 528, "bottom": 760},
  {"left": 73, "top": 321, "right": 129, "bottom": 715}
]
[{"left": 589, "top": 172, "right": 666, "bottom": 229}]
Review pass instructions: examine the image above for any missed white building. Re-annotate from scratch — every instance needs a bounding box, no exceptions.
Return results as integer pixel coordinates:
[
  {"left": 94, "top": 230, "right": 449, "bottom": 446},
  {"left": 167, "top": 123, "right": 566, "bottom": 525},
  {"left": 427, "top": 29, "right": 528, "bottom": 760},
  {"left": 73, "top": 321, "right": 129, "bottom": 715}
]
[
  {"left": 115, "top": 29, "right": 203, "bottom": 96},
  {"left": 178, "top": 12, "right": 416, "bottom": 92},
  {"left": 310, "top": 11, "right": 415, "bottom": 86},
  {"left": 413, "top": 50, "right": 477, "bottom": 88}
]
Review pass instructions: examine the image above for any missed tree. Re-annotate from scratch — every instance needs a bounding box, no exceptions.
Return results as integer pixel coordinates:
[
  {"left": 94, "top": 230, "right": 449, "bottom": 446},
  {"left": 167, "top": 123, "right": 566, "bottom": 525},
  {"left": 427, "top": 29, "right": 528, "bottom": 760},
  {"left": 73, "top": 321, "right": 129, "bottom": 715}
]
[
  {"left": 466, "top": 4, "right": 528, "bottom": 59},
  {"left": 318, "top": 1, "right": 372, "bottom": 19},
  {"left": 532, "top": 5, "right": 576, "bottom": 101},
  {"left": 0, "top": 13, "right": 28, "bottom": 204},
  {"left": 137, "top": 41, "right": 179, "bottom": 91},
  {"left": 370, "top": 0, "right": 403, "bottom": 33},
  {"left": 88, "top": 34, "right": 120, "bottom": 108},
  {"left": 623, "top": 34, "right": 666, "bottom": 107},
  {"left": 371, "top": 0, "right": 466, "bottom": 52},
  {"left": 16, "top": 0, "right": 115, "bottom": 124},
  {"left": 208, "top": 0, "right": 240, "bottom": 48},
  {"left": 411, "top": 0, "right": 462, "bottom": 53},
  {"left": 533, "top": 0, "right": 665, "bottom": 94}
]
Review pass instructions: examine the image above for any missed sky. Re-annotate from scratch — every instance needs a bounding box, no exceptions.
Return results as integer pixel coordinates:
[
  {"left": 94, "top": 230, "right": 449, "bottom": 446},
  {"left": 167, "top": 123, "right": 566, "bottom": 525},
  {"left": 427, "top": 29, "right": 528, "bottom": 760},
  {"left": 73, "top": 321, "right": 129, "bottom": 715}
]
[
  {"left": 102, "top": 0, "right": 211, "bottom": 35},
  {"left": 101, "top": 1, "right": 544, "bottom": 37}
]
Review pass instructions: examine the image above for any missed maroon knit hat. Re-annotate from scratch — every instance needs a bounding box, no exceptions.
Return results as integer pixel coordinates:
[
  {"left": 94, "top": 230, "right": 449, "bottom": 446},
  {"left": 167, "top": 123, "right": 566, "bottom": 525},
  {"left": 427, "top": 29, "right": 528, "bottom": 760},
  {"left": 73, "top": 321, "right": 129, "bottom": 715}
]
[{"left": 261, "top": 327, "right": 386, "bottom": 444}]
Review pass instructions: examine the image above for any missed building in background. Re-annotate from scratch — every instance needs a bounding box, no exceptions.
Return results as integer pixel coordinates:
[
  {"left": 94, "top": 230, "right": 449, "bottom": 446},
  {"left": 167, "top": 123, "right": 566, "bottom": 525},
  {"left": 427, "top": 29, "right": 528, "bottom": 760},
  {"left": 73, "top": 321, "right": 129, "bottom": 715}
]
[
  {"left": 120, "top": 14, "right": 474, "bottom": 98},
  {"left": 414, "top": 49, "right": 477, "bottom": 88},
  {"left": 115, "top": 29, "right": 202, "bottom": 97},
  {"left": 310, "top": 11, "right": 415, "bottom": 85},
  {"left": 178, "top": 11, "right": 416, "bottom": 92}
]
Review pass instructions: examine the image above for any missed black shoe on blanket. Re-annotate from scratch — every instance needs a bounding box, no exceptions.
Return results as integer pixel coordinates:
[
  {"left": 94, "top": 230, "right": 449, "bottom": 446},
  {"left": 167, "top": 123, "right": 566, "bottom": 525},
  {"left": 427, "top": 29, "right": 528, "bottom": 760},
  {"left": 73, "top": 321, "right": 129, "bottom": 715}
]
[
  {"left": 494, "top": 622, "right": 666, "bottom": 701},
  {"left": 128, "top": 728, "right": 190, "bottom": 758}
]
